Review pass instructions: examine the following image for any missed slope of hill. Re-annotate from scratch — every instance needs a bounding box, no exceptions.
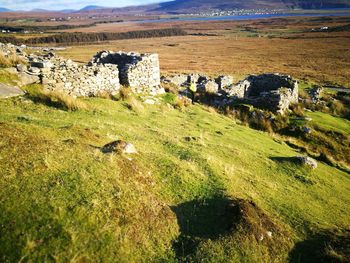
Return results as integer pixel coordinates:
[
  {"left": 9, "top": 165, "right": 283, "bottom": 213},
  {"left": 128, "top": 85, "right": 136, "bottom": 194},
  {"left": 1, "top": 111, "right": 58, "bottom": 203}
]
[{"left": 0, "top": 77, "right": 349, "bottom": 262}]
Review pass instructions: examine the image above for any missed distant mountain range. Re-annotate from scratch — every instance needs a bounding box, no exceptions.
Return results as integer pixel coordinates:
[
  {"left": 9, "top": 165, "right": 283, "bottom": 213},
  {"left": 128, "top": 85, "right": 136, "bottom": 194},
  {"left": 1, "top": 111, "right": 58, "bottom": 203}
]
[
  {"left": 153, "top": 0, "right": 350, "bottom": 13},
  {"left": 78, "top": 5, "right": 105, "bottom": 12},
  {"left": 76, "top": 0, "right": 350, "bottom": 14},
  {"left": 0, "top": 7, "right": 12, "bottom": 12},
  {"left": 1, "top": 0, "right": 350, "bottom": 14}
]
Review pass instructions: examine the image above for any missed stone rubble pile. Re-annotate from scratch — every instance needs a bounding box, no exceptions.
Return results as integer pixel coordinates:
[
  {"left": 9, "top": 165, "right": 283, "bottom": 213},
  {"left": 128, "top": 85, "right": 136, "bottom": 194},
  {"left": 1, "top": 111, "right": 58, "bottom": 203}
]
[{"left": 0, "top": 43, "right": 27, "bottom": 58}]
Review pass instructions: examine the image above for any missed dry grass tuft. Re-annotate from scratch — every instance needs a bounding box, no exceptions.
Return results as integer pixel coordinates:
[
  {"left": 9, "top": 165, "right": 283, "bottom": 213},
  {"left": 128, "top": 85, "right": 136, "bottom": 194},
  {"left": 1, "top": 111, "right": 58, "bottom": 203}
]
[
  {"left": 0, "top": 53, "right": 26, "bottom": 68},
  {"left": 174, "top": 96, "right": 191, "bottom": 111},
  {"left": 119, "top": 87, "right": 132, "bottom": 101},
  {"left": 125, "top": 96, "right": 144, "bottom": 114},
  {"left": 24, "top": 84, "right": 87, "bottom": 111},
  {"left": 96, "top": 90, "right": 112, "bottom": 100},
  {"left": 45, "top": 91, "right": 87, "bottom": 111},
  {"left": 206, "top": 106, "right": 217, "bottom": 114},
  {"left": 290, "top": 103, "right": 305, "bottom": 117},
  {"left": 162, "top": 82, "right": 180, "bottom": 94},
  {"left": 298, "top": 89, "right": 310, "bottom": 100}
]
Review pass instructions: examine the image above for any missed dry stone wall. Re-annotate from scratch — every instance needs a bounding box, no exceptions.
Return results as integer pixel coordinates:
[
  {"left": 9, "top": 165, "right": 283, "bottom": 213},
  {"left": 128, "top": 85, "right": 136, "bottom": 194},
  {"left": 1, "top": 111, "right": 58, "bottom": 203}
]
[
  {"left": 34, "top": 54, "right": 120, "bottom": 97},
  {"left": 26, "top": 50, "right": 164, "bottom": 96},
  {"left": 90, "top": 51, "right": 161, "bottom": 94}
]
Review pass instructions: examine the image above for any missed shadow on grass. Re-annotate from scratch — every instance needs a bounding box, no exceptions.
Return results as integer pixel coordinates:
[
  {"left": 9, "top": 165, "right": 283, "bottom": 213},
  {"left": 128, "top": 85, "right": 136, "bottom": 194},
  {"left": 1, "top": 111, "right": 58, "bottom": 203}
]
[
  {"left": 270, "top": 156, "right": 314, "bottom": 185},
  {"left": 270, "top": 156, "right": 300, "bottom": 164},
  {"left": 171, "top": 197, "right": 239, "bottom": 261},
  {"left": 289, "top": 230, "right": 350, "bottom": 263},
  {"left": 172, "top": 197, "right": 236, "bottom": 239}
]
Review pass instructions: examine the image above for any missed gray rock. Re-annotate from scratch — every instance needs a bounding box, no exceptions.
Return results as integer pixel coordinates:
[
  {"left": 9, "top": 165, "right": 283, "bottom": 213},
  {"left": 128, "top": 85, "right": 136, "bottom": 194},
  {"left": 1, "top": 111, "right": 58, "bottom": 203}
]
[
  {"left": 30, "top": 61, "right": 53, "bottom": 69},
  {"left": 0, "top": 83, "right": 24, "bottom": 98},
  {"left": 310, "top": 86, "right": 323, "bottom": 103},
  {"left": 17, "top": 72, "right": 40, "bottom": 86},
  {"left": 144, "top": 98, "right": 156, "bottom": 105},
  {"left": 188, "top": 73, "right": 200, "bottom": 84},
  {"left": 16, "top": 64, "right": 27, "bottom": 72},
  {"left": 123, "top": 143, "right": 138, "bottom": 154},
  {"left": 4, "top": 67, "right": 18, "bottom": 74},
  {"left": 28, "top": 67, "right": 41, "bottom": 74},
  {"left": 161, "top": 74, "right": 189, "bottom": 87},
  {"left": 297, "top": 156, "right": 317, "bottom": 169},
  {"left": 102, "top": 140, "right": 137, "bottom": 154}
]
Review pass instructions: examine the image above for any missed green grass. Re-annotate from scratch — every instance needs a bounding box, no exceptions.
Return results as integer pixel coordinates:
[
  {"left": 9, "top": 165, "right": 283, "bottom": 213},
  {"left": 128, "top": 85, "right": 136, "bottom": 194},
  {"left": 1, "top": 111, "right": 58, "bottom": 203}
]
[
  {"left": 307, "top": 111, "right": 350, "bottom": 135},
  {"left": 0, "top": 69, "right": 19, "bottom": 86},
  {"left": 0, "top": 93, "right": 349, "bottom": 262}
]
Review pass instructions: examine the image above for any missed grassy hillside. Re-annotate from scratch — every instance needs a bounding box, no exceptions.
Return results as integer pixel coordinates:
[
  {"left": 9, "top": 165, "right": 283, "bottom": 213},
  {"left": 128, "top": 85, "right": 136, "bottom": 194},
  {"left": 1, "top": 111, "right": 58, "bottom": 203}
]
[{"left": 0, "top": 88, "right": 349, "bottom": 262}]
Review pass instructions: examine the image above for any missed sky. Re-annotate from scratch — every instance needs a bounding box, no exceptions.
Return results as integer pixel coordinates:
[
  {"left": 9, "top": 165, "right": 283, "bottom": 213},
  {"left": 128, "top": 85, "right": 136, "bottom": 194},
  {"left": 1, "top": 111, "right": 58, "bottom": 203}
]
[{"left": 0, "top": 0, "right": 169, "bottom": 11}]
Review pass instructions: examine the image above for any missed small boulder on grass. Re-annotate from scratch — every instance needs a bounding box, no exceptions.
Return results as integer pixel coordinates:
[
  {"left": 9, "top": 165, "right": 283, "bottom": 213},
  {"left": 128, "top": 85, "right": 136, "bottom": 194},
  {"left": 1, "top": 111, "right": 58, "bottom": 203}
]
[
  {"left": 297, "top": 156, "right": 317, "bottom": 169},
  {"left": 102, "top": 140, "right": 137, "bottom": 154}
]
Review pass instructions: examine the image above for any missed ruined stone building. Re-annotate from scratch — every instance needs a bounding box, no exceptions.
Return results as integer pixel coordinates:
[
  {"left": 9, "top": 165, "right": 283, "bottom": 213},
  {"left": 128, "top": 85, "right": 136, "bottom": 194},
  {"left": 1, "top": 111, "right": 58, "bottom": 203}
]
[
  {"left": 163, "top": 72, "right": 299, "bottom": 113},
  {"left": 24, "top": 50, "right": 162, "bottom": 96},
  {"left": 90, "top": 51, "right": 161, "bottom": 90},
  {"left": 228, "top": 74, "right": 299, "bottom": 113}
]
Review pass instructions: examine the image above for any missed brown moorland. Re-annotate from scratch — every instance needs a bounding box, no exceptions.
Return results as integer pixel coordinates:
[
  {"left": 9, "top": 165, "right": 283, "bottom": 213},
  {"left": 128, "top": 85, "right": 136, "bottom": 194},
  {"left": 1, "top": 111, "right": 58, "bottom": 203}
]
[{"left": 54, "top": 16, "right": 350, "bottom": 87}]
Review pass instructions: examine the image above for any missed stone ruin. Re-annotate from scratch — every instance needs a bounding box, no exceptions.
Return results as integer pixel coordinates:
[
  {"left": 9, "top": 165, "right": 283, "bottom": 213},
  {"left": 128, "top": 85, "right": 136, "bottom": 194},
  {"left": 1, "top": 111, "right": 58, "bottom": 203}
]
[
  {"left": 90, "top": 51, "right": 161, "bottom": 94},
  {"left": 162, "top": 74, "right": 233, "bottom": 94},
  {"left": 1, "top": 43, "right": 163, "bottom": 97},
  {"left": 34, "top": 51, "right": 162, "bottom": 96},
  {"left": 163, "top": 73, "right": 298, "bottom": 113},
  {"left": 1, "top": 42, "right": 298, "bottom": 113},
  {"left": 35, "top": 53, "right": 120, "bottom": 97},
  {"left": 229, "top": 73, "right": 299, "bottom": 113}
]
